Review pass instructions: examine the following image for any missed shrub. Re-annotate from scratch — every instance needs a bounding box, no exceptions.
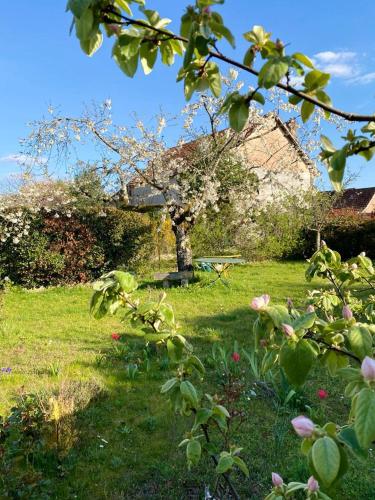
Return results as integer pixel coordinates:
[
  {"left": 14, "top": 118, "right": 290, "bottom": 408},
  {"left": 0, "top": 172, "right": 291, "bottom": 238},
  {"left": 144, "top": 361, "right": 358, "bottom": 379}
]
[
  {"left": 85, "top": 207, "right": 155, "bottom": 272},
  {"left": 0, "top": 211, "right": 105, "bottom": 288},
  {"left": 191, "top": 205, "right": 238, "bottom": 256},
  {"left": 0, "top": 206, "right": 155, "bottom": 287}
]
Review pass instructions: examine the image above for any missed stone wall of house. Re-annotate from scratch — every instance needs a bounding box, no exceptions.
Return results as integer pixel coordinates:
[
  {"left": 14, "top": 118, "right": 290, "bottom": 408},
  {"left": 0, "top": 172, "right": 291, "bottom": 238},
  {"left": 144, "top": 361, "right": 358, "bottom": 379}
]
[
  {"left": 128, "top": 115, "right": 315, "bottom": 208},
  {"left": 236, "top": 115, "right": 314, "bottom": 205}
]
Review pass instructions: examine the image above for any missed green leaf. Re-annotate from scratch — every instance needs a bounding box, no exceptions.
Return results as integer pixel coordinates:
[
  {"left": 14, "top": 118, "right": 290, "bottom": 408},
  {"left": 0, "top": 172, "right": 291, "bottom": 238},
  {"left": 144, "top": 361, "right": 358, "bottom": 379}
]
[
  {"left": 348, "top": 325, "right": 373, "bottom": 360},
  {"left": 67, "top": 0, "right": 92, "bottom": 18},
  {"left": 160, "top": 41, "right": 175, "bottom": 66},
  {"left": 311, "top": 436, "right": 341, "bottom": 487},
  {"left": 115, "top": 0, "right": 132, "bottom": 15},
  {"left": 186, "top": 439, "right": 201, "bottom": 467},
  {"left": 338, "top": 426, "right": 367, "bottom": 459},
  {"left": 354, "top": 388, "right": 375, "bottom": 449},
  {"left": 292, "top": 312, "right": 316, "bottom": 332},
  {"left": 206, "top": 62, "right": 221, "bottom": 97},
  {"left": 301, "top": 100, "right": 315, "bottom": 123},
  {"left": 90, "top": 290, "right": 106, "bottom": 319},
  {"left": 216, "top": 454, "right": 234, "bottom": 474},
  {"left": 233, "top": 456, "right": 249, "bottom": 477},
  {"left": 80, "top": 31, "right": 103, "bottom": 56},
  {"left": 113, "top": 42, "right": 139, "bottom": 77},
  {"left": 193, "top": 408, "right": 212, "bottom": 430},
  {"left": 180, "top": 380, "right": 199, "bottom": 408},
  {"left": 113, "top": 271, "right": 138, "bottom": 293},
  {"left": 228, "top": 100, "right": 249, "bottom": 132},
  {"left": 279, "top": 339, "right": 316, "bottom": 386},
  {"left": 250, "top": 91, "right": 265, "bottom": 105},
  {"left": 327, "top": 148, "right": 347, "bottom": 191},
  {"left": 184, "top": 73, "right": 198, "bottom": 101},
  {"left": 289, "top": 94, "right": 303, "bottom": 105},
  {"left": 75, "top": 7, "right": 95, "bottom": 40},
  {"left": 160, "top": 377, "right": 179, "bottom": 394},
  {"left": 183, "top": 32, "right": 196, "bottom": 67},
  {"left": 265, "top": 305, "right": 290, "bottom": 328},
  {"left": 304, "top": 69, "right": 330, "bottom": 90},
  {"left": 258, "top": 58, "right": 289, "bottom": 89},
  {"left": 293, "top": 52, "right": 314, "bottom": 69},
  {"left": 321, "top": 135, "right": 336, "bottom": 153},
  {"left": 209, "top": 20, "right": 235, "bottom": 48},
  {"left": 243, "top": 47, "right": 255, "bottom": 67},
  {"left": 316, "top": 89, "right": 332, "bottom": 107}
]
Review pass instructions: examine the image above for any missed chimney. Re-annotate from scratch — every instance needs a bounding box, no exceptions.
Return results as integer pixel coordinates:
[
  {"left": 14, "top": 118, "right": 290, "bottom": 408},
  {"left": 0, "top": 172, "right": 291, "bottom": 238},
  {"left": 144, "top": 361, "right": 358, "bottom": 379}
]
[{"left": 285, "top": 118, "right": 298, "bottom": 138}]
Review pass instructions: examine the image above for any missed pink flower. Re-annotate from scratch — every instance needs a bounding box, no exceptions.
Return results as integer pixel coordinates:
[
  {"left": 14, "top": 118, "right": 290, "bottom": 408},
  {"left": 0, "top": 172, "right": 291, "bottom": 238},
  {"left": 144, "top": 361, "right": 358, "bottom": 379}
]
[
  {"left": 360, "top": 252, "right": 366, "bottom": 257},
  {"left": 317, "top": 389, "right": 328, "bottom": 400},
  {"left": 107, "top": 24, "right": 120, "bottom": 34},
  {"left": 291, "top": 415, "right": 315, "bottom": 437},
  {"left": 307, "top": 476, "right": 319, "bottom": 492},
  {"left": 361, "top": 356, "right": 375, "bottom": 382},
  {"left": 250, "top": 294, "right": 270, "bottom": 311},
  {"left": 350, "top": 263, "right": 358, "bottom": 270},
  {"left": 281, "top": 323, "right": 294, "bottom": 337},
  {"left": 306, "top": 304, "right": 315, "bottom": 313},
  {"left": 271, "top": 472, "right": 283, "bottom": 487},
  {"left": 342, "top": 305, "right": 353, "bottom": 320},
  {"left": 231, "top": 352, "right": 240, "bottom": 363},
  {"left": 111, "top": 333, "right": 121, "bottom": 341}
]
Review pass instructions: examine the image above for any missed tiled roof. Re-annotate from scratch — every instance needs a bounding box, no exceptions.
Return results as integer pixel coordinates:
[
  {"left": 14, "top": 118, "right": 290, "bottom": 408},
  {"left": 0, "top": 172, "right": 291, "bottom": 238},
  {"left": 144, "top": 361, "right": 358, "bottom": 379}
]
[{"left": 330, "top": 187, "right": 375, "bottom": 212}]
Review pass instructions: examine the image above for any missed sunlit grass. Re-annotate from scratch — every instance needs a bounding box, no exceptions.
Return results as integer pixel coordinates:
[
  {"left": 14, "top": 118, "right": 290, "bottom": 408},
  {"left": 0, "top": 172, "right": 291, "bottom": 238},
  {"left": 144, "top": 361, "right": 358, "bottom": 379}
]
[{"left": 0, "top": 262, "right": 373, "bottom": 499}]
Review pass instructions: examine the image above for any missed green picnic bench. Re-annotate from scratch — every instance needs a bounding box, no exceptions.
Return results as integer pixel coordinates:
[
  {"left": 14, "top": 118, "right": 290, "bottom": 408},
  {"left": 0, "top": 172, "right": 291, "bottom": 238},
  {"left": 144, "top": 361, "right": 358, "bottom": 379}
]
[{"left": 194, "top": 256, "right": 246, "bottom": 286}]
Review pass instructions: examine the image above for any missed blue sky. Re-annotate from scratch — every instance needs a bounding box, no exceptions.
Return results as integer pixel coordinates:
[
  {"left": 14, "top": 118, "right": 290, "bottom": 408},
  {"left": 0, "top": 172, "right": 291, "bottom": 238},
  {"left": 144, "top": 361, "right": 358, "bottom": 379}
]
[{"left": 1, "top": 0, "right": 375, "bottom": 188}]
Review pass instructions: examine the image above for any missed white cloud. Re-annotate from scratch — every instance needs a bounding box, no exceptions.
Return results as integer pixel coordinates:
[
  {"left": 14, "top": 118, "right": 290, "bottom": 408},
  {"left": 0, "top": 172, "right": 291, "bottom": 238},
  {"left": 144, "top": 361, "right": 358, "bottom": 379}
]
[
  {"left": 0, "top": 154, "right": 47, "bottom": 167},
  {"left": 313, "top": 51, "right": 360, "bottom": 78},
  {"left": 314, "top": 51, "right": 357, "bottom": 63},
  {"left": 348, "top": 71, "right": 375, "bottom": 85}
]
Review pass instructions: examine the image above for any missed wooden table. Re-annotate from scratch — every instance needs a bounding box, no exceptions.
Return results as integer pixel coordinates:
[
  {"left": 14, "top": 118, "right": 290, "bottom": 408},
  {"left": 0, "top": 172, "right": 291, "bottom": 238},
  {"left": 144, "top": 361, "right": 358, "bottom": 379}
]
[{"left": 194, "top": 257, "right": 246, "bottom": 286}]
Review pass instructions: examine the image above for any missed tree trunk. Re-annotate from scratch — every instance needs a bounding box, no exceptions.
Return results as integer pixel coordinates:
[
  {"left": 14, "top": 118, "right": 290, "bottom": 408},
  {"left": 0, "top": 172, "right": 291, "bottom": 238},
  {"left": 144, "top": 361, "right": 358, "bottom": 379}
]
[
  {"left": 173, "top": 223, "right": 193, "bottom": 272},
  {"left": 316, "top": 229, "right": 321, "bottom": 251}
]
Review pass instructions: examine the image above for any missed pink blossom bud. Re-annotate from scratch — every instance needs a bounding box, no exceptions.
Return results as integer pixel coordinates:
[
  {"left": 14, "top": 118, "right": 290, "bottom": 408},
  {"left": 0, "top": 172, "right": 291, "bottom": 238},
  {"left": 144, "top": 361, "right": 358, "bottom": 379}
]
[
  {"left": 271, "top": 472, "right": 283, "bottom": 487},
  {"left": 250, "top": 294, "right": 270, "bottom": 311},
  {"left": 291, "top": 415, "right": 315, "bottom": 437},
  {"left": 321, "top": 240, "right": 326, "bottom": 247},
  {"left": 108, "top": 24, "right": 120, "bottom": 34},
  {"left": 307, "top": 476, "right": 319, "bottom": 492},
  {"left": 350, "top": 263, "right": 358, "bottom": 270},
  {"left": 361, "top": 356, "right": 375, "bottom": 382},
  {"left": 306, "top": 304, "right": 315, "bottom": 313},
  {"left": 360, "top": 252, "right": 366, "bottom": 257},
  {"left": 281, "top": 323, "right": 294, "bottom": 337},
  {"left": 342, "top": 305, "right": 353, "bottom": 320}
]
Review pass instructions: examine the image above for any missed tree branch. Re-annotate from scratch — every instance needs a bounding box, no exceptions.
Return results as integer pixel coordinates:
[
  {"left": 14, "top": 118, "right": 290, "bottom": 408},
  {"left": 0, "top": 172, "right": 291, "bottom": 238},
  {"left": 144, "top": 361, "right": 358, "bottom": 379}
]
[{"left": 102, "top": 7, "right": 375, "bottom": 123}]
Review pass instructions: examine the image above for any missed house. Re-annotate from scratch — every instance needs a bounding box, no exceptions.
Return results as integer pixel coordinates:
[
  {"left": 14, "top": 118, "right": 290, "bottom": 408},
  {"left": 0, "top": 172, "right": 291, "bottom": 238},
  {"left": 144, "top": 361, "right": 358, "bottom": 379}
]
[
  {"left": 127, "top": 113, "right": 317, "bottom": 208},
  {"left": 329, "top": 187, "right": 375, "bottom": 216}
]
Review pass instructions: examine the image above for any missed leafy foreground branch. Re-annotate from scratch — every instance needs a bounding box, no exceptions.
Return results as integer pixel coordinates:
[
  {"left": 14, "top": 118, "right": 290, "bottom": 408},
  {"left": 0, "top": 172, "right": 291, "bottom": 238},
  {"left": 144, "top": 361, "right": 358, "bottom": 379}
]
[
  {"left": 90, "top": 244, "right": 375, "bottom": 499},
  {"left": 66, "top": 0, "right": 375, "bottom": 189}
]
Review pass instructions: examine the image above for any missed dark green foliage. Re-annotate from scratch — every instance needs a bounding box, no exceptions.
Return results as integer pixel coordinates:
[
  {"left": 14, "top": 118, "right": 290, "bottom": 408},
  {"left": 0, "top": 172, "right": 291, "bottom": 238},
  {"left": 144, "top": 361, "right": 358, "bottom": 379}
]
[
  {"left": 191, "top": 205, "right": 238, "bottom": 256},
  {"left": 85, "top": 207, "right": 154, "bottom": 273},
  {"left": 316, "top": 215, "right": 375, "bottom": 260},
  {"left": 0, "top": 208, "right": 154, "bottom": 288}
]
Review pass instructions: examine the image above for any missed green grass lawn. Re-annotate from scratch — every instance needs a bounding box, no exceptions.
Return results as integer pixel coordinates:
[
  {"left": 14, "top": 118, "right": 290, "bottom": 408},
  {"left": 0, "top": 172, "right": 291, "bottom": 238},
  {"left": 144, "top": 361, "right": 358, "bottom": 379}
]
[{"left": 1, "top": 262, "right": 374, "bottom": 499}]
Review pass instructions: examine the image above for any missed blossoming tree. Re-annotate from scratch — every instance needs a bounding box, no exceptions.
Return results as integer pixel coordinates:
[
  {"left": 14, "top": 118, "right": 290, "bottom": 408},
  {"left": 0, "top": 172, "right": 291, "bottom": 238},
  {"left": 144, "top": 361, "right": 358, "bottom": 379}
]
[{"left": 65, "top": 0, "right": 375, "bottom": 190}]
